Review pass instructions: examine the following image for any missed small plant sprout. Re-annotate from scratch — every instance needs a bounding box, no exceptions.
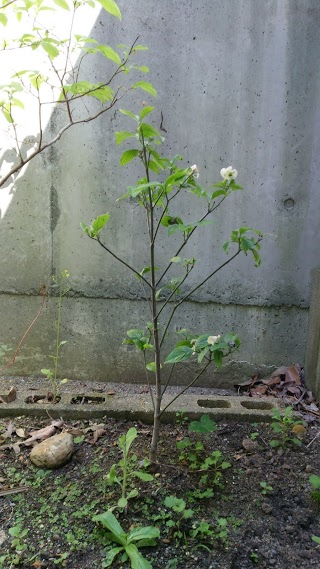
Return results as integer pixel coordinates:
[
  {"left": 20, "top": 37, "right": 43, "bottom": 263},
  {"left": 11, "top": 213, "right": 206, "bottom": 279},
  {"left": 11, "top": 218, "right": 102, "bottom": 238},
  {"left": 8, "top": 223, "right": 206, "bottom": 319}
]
[
  {"left": 164, "top": 495, "right": 194, "bottom": 544},
  {"left": 269, "top": 406, "right": 306, "bottom": 448},
  {"left": 259, "top": 481, "right": 273, "bottom": 496},
  {"left": 105, "top": 427, "right": 153, "bottom": 509},
  {"left": 309, "top": 474, "right": 320, "bottom": 504},
  {"left": 93, "top": 510, "right": 159, "bottom": 569},
  {"left": 249, "top": 551, "right": 259, "bottom": 564},
  {"left": 82, "top": 106, "right": 265, "bottom": 462},
  {"left": 188, "top": 414, "right": 218, "bottom": 436},
  {"left": 41, "top": 270, "right": 70, "bottom": 402}
]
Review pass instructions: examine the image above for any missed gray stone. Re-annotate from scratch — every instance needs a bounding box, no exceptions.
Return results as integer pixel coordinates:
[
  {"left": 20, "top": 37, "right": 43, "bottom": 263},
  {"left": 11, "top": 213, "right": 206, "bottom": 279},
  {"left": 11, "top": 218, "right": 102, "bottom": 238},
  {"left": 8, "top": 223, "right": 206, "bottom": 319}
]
[{"left": 30, "top": 432, "right": 74, "bottom": 469}]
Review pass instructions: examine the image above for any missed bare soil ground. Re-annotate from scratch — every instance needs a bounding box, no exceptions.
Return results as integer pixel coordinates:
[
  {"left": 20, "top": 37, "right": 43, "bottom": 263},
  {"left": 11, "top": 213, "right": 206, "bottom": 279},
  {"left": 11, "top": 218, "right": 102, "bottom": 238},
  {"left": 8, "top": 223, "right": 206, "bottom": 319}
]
[{"left": 0, "top": 413, "right": 319, "bottom": 569}]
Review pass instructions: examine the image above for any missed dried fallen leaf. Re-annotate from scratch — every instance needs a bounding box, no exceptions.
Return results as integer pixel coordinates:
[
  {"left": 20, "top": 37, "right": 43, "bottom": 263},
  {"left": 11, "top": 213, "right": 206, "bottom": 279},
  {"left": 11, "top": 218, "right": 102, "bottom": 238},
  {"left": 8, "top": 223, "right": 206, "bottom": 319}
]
[
  {"left": 6, "top": 386, "right": 17, "bottom": 402},
  {"left": 12, "top": 443, "right": 21, "bottom": 455},
  {"left": 92, "top": 428, "right": 106, "bottom": 444},
  {"left": 67, "top": 428, "right": 83, "bottom": 436},
  {"left": 15, "top": 428, "right": 26, "bottom": 438},
  {"left": 107, "top": 390, "right": 115, "bottom": 396},
  {"left": 84, "top": 423, "right": 106, "bottom": 434}
]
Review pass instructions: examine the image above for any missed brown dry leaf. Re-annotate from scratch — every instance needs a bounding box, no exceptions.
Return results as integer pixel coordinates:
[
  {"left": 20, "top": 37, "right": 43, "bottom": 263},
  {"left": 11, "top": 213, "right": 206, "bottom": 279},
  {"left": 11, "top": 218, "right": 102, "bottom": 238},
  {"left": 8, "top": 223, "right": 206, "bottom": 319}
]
[
  {"left": 24, "top": 423, "right": 60, "bottom": 446},
  {"left": 107, "top": 390, "right": 115, "bottom": 396},
  {"left": 67, "top": 427, "right": 83, "bottom": 436},
  {"left": 92, "top": 428, "right": 106, "bottom": 444},
  {"left": 250, "top": 385, "right": 268, "bottom": 397},
  {"left": 12, "top": 443, "right": 21, "bottom": 455},
  {"left": 28, "top": 419, "right": 63, "bottom": 437},
  {"left": 262, "top": 376, "right": 281, "bottom": 386},
  {"left": 286, "top": 364, "right": 302, "bottom": 385},
  {"left": 6, "top": 386, "right": 17, "bottom": 402},
  {"left": 292, "top": 424, "right": 307, "bottom": 435},
  {"left": 84, "top": 423, "right": 106, "bottom": 434},
  {"left": 4, "top": 421, "right": 15, "bottom": 439},
  {"left": 15, "top": 428, "right": 26, "bottom": 438}
]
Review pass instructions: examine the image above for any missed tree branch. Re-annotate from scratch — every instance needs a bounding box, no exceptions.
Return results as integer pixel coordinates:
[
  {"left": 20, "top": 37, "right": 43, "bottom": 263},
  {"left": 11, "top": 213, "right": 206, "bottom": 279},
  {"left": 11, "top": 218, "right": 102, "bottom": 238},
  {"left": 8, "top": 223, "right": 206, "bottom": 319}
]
[
  {"left": 160, "top": 246, "right": 241, "bottom": 345},
  {"left": 160, "top": 358, "right": 212, "bottom": 416},
  {"left": 94, "top": 237, "right": 152, "bottom": 289}
]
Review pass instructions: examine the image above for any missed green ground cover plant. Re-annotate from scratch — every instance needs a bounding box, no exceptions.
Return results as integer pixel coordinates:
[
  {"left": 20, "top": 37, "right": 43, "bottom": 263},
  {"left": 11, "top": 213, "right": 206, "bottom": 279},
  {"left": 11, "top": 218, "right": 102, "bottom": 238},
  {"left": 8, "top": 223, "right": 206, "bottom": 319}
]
[
  {"left": 0, "top": 415, "right": 319, "bottom": 568},
  {"left": 269, "top": 406, "right": 306, "bottom": 448}
]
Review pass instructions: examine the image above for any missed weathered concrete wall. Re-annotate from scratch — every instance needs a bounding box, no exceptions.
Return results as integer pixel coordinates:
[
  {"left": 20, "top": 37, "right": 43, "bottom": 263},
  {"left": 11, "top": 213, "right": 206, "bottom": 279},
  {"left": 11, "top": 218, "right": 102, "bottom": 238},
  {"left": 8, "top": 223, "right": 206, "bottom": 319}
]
[{"left": 0, "top": 1, "right": 319, "bottom": 388}]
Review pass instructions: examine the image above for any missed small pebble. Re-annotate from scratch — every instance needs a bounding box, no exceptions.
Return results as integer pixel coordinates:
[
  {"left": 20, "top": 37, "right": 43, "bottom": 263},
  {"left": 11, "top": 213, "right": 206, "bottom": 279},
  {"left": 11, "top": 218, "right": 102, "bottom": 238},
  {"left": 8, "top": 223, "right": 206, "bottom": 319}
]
[
  {"left": 261, "top": 502, "right": 273, "bottom": 515},
  {"left": 305, "top": 465, "right": 313, "bottom": 473}
]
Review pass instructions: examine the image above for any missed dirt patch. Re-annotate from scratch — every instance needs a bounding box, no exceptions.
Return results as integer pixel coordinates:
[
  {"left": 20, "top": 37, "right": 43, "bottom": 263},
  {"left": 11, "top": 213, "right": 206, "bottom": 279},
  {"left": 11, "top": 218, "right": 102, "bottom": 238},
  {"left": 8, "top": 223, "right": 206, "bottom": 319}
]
[{"left": 0, "top": 414, "right": 319, "bottom": 569}]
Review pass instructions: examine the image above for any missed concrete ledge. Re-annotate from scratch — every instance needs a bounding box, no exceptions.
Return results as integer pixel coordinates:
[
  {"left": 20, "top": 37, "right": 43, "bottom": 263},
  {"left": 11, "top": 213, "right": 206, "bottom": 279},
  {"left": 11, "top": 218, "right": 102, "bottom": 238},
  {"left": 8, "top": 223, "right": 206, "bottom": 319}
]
[{"left": 0, "top": 391, "right": 282, "bottom": 423}]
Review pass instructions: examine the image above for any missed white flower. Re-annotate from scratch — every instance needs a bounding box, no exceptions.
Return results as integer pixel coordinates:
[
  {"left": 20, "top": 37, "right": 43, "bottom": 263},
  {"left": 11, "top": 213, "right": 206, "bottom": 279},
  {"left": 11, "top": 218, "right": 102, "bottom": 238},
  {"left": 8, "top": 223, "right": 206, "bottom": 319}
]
[
  {"left": 220, "top": 166, "right": 238, "bottom": 181},
  {"left": 207, "top": 335, "right": 221, "bottom": 346},
  {"left": 190, "top": 164, "right": 199, "bottom": 179}
]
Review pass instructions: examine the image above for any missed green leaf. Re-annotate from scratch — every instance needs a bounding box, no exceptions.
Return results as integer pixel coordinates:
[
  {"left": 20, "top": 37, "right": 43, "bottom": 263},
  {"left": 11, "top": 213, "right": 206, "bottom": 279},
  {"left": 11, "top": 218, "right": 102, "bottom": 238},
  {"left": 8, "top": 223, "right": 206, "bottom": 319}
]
[
  {"left": 117, "top": 497, "right": 128, "bottom": 509},
  {"left": 213, "top": 350, "right": 223, "bottom": 368},
  {"left": 165, "top": 345, "right": 194, "bottom": 364},
  {"left": 115, "top": 131, "right": 136, "bottom": 145},
  {"left": 139, "top": 106, "right": 154, "bottom": 120},
  {"left": 170, "top": 256, "right": 182, "bottom": 263},
  {"left": 161, "top": 215, "right": 183, "bottom": 227},
  {"left": 127, "top": 525, "right": 159, "bottom": 543},
  {"left": 41, "top": 41, "right": 60, "bottom": 59},
  {"left": 127, "top": 329, "right": 145, "bottom": 340},
  {"left": 53, "top": 0, "right": 70, "bottom": 9},
  {"left": 120, "top": 149, "right": 139, "bottom": 166},
  {"left": 132, "top": 471, "right": 154, "bottom": 482},
  {"left": 189, "top": 414, "right": 217, "bottom": 434},
  {"left": 120, "top": 109, "right": 139, "bottom": 121},
  {"left": 312, "top": 536, "right": 320, "bottom": 544},
  {"left": 125, "top": 544, "right": 153, "bottom": 569},
  {"left": 133, "top": 81, "right": 157, "bottom": 97},
  {"left": 97, "top": 44, "right": 121, "bottom": 65},
  {"left": 1, "top": 108, "right": 13, "bottom": 123},
  {"left": 0, "top": 13, "right": 8, "bottom": 26},
  {"left": 11, "top": 98, "right": 24, "bottom": 109},
  {"left": 139, "top": 122, "right": 161, "bottom": 139},
  {"left": 310, "top": 475, "right": 320, "bottom": 490},
  {"left": 146, "top": 361, "right": 156, "bottom": 372},
  {"left": 148, "top": 160, "right": 159, "bottom": 174},
  {"left": 129, "top": 182, "right": 162, "bottom": 198},
  {"left": 92, "top": 511, "right": 126, "bottom": 545},
  {"left": 92, "top": 213, "right": 110, "bottom": 234},
  {"left": 96, "top": 0, "right": 122, "bottom": 20},
  {"left": 118, "top": 427, "right": 137, "bottom": 455},
  {"left": 102, "top": 546, "right": 123, "bottom": 567},
  {"left": 164, "top": 496, "right": 186, "bottom": 512},
  {"left": 210, "top": 189, "right": 226, "bottom": 200}
]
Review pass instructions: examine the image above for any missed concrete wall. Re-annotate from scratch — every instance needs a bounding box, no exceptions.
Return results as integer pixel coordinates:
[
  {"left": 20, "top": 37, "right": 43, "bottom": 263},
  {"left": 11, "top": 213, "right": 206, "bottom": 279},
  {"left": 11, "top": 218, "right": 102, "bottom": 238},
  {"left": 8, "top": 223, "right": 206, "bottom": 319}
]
[{"left": 0, "top": 0, "right": 319, "bottom": 389}]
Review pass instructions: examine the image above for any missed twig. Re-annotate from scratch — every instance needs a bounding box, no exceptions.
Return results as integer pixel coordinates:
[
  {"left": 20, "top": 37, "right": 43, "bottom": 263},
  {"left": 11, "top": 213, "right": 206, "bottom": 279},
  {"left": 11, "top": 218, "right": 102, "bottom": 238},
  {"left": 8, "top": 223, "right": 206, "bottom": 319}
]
[
  {"left": 0, "top": 486, "right": 30, "bottom": 497},
  {"left": 306, "top": 430, "right": 320, "bottom": 448}
]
